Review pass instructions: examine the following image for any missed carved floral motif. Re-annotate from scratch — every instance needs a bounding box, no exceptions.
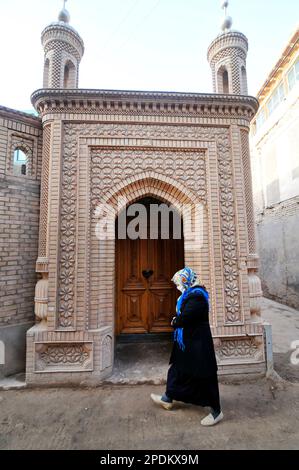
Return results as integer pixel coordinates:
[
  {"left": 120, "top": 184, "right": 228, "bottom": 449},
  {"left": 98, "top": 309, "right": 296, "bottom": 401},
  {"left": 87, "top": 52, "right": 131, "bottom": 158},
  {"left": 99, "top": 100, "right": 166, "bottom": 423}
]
[
  {"left": 57, "top": 125, "right": 78, "bottom": 327},
  {"left": 58, "top": 123, "right": 241, "bottom": 327},
  {"left": 35, "top": 343, "right": 93, "bottom": 372},
  {"left": 90, "top": 148, "right": 206, "bottom": 208},
  {"left": 40, "top": 344, "right": 89, "bottom": 364},
  {"left": 217, "top": 132, "right": 241, "bottom": 322},
  {"left": 216, "top": 339, "right": 260, "bottom": 359}
]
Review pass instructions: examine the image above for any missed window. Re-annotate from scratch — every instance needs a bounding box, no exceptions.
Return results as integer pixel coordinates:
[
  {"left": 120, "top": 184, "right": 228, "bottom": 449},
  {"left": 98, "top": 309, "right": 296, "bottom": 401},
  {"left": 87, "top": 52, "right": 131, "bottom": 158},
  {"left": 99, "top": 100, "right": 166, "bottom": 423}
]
[
  {"left": 256, "top": 108, "right": 266, "bottom": 132},
  {"left": 217, "top": 66, "right": 230, "bottom": 94},
  {"left": 43, "top": 58, "right": 50, "bottom": 88},
  {"left": 63, "top": 61, "right": 76, "bottom": 88},
  {"left": 14, "top": 149, "right": 27, "bottom": 162},
  {"left": 241, "top": 66, "right": 248, "bottom": 94},
  {"left": 287, "top": 58, "right": 299, "bottom": 91},
  {"left": 267, "top": 82, "right": 285, "bottom": 115},
  {"left": 13, "top": 148, "right": 28, "bottom": 176},
  {"left": 222, "top": 70, "right": 229, "bottom": 94},
  {"left": 64, "top": 64, "right": 70, "bottom": 88}
]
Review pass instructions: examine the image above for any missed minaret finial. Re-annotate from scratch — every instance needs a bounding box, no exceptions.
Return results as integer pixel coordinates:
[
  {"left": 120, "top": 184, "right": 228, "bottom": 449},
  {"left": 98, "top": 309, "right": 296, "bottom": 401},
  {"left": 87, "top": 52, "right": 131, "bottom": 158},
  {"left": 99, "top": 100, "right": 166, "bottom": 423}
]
[
  {"left": 58, "top": 0, "right": 70, "bottom": 23},
  {"left": 221, "top": 0, "right": 233, "bottom": 32}
]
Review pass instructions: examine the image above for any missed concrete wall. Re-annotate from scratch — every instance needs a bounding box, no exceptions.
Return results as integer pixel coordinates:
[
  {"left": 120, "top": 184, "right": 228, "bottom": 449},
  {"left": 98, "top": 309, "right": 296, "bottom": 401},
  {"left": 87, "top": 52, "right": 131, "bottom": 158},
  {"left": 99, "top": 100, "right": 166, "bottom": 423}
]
[
  {"left": 256, "top": 197, "right": 299, "bottom": 309},
  {"left": 0, "top": 106, "right": 42, "bottom": 377},
  {"left": 0, "top": 323, "right": 33, "bottom": 379}
]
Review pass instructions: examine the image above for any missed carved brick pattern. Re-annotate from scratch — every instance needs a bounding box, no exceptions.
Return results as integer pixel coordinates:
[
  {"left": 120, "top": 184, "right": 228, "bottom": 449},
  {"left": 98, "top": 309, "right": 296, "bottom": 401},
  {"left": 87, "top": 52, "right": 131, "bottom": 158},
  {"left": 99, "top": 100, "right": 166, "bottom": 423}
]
[
  {"left": 42, "top": 25, "right": 84, "bottom": 58},
  {"left": 44, "top": 40, "right": 81, "bottom": 63},
  {"left": 59, "top": 123, "right": 241, "bottom": 326},
  {"left": 46, "top": 41, "right": 79, "bottom": 88},
  {"left": 49, "top": 46, "right": 78, "bottom": 89},
  {"left": 40, "top": 344, "right": 89, "bottom": 364},
  {"left": 35, "top": 343, "right": 92, "bottom": 372},
  {"left": 37, "top": 103, "right": 253, "bottom": 119},
  {"left": 38, "top": 125, "right": 51, "bottom": 259},
  {"left": 42, "top": 22, "right": 84, "bottom": 89},
  {"left": 90, "top": 148, "right": 206, "bottom": 208},
  {"left": 216, "top": 338, "right": 259, "bottom": 359},
  {"left": 211, "top": 48, "right": 247, "bottom": 95},
  {"left": 51, "top": 48, "right": 63, "bottom": 88},
  {"left": 58, "top": 125, "right": 78, "bottom": 328},
  {"left": 241, "top": 129, "right": 256, "bottom": 254},
  {"left": 66, "top": 123, "right": 223, "bottom": 142},
  {"left": 217, "top": 132, "right": 241, "bottom": 323},
  {"left": 230, "top": 50, "right": 245, "bottom": 95}
]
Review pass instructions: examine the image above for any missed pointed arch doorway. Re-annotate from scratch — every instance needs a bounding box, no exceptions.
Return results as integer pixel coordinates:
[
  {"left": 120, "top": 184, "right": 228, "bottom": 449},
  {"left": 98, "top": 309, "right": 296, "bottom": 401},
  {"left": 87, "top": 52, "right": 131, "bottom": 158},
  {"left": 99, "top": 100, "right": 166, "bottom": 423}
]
[{"left": 115, "top": 196, "right": 185, "bottom": 336}]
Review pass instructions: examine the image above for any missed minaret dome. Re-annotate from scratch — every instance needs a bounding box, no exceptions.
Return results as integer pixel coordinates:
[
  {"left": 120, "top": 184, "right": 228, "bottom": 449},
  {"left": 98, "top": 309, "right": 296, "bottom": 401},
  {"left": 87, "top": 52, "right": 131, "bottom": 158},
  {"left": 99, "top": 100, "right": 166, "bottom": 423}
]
[
  {"left": 207, "top": 0, "right": 248, "bottom": 95},
  {"left": 41, "top": 0, "right": 84, "bottom": 89}
]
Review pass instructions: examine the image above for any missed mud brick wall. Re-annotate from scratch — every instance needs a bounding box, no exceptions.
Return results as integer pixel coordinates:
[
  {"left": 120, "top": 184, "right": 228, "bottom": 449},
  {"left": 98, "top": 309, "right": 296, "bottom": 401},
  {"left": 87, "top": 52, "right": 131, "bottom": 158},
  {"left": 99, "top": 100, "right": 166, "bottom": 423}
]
[{"left": 0, "top": 107, "right": 42, "bottom": 328}]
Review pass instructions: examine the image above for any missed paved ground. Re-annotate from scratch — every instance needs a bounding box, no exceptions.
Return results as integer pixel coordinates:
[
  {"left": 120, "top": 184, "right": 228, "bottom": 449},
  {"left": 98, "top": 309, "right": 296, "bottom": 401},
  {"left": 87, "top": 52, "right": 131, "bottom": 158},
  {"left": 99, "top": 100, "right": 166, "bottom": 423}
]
[{"left": 0, "top": 297, "right": 298, "bottom": 450}]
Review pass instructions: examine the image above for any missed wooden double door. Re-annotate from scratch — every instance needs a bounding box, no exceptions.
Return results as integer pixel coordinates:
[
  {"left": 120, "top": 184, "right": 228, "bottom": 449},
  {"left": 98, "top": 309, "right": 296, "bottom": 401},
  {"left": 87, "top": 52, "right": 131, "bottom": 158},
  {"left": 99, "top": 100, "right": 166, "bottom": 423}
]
[{"left": 115, "top": 198, "right": 184, "bottom": 335}]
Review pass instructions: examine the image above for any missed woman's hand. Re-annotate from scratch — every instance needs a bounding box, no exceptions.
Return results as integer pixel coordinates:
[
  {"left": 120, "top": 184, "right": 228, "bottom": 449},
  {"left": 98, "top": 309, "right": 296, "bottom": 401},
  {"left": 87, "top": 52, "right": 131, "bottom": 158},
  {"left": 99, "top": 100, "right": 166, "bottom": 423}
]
[{"left": 171, "top": 316, "right": 177, "bottom": 327}]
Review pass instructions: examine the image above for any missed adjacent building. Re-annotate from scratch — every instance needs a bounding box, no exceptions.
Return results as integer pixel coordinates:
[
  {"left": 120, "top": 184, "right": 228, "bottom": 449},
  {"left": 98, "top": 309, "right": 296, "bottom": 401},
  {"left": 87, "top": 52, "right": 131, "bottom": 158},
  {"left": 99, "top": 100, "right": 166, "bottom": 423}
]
[{"left": 250, "top": 28, "right": 299, "bottom": 309}]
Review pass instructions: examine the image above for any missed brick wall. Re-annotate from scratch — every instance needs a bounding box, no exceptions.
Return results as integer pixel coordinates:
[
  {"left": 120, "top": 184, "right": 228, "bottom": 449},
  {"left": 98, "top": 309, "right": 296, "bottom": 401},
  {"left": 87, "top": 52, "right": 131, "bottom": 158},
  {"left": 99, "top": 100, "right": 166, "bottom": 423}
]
[{"left": 0, "top": 106, "right": 42, "bottom": 328}]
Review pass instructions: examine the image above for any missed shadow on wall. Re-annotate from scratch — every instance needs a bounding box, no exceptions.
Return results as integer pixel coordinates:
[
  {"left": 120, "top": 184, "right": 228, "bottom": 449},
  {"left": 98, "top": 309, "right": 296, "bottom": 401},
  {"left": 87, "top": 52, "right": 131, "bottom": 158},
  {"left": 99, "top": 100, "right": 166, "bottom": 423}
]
[
  {"left": 0, "top": 340, "right": 5, "bottom": 379},
  {"left": 0, "top": 340, "right": 4, "bottom": 364},
  {"left": 266, "top": 180, "right": 281, "bottom": 207},
  {"left": 257, "top": 195, "right": 299, "bottom": 310},
  {"left": 0, "top": 323, "right": 34, "bottom": 379}
]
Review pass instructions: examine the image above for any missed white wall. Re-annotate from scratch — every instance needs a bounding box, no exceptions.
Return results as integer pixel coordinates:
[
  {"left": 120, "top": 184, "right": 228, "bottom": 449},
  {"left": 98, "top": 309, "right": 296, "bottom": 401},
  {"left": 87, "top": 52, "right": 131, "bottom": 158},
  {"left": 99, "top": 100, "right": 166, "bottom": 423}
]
[{"left": 250, "top": 84, "right": 299, "bottom": 211}]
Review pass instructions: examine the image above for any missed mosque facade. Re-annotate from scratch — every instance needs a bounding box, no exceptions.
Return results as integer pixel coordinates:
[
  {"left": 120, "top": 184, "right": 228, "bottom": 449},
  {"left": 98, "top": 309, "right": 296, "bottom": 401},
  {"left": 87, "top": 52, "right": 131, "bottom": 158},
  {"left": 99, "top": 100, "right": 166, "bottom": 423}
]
[{"left": 0, "top": 2, "right": 266, "bottom": 385}]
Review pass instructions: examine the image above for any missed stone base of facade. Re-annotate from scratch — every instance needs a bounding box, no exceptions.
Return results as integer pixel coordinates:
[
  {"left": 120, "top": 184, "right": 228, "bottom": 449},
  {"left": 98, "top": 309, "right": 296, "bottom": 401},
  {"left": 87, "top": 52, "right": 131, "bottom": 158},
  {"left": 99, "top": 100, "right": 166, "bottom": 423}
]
[
  {"left": 213, "top": 323, "right": 266, "bottom": 378},
  {"left": 26, "top": 324, "right": 114, "bottom": 386},
  {"left": 0, "top": 322, "right": 34, "bottom": 379},
  {"left": 25, "top": 322, "right": 266, "bottom": 386}
]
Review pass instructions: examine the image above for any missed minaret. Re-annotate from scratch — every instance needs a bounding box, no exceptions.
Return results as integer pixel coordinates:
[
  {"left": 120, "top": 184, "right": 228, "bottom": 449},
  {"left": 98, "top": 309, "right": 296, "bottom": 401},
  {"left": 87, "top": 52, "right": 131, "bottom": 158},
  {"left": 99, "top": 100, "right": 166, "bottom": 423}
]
[
  {"left": 207, "top": 1, "right": 248, "bottom": 95},
  {"left": 41, "top": 0, "right": 84, "bottom": 89}
]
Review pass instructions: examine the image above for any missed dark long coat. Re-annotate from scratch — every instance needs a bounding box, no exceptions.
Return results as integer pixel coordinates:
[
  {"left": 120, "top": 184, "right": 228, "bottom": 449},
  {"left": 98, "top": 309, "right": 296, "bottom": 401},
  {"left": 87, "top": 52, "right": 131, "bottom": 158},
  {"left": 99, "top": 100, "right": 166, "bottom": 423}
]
[{"left": 169, "top": 287, "right": 218, "bottom": 379}]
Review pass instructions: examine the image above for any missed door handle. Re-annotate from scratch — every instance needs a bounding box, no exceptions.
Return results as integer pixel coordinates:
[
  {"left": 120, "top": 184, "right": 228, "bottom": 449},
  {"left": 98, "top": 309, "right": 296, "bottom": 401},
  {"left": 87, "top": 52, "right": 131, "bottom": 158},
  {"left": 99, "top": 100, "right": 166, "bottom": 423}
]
[{"left": 142, "top": 270, "right": 154, "bottom": 280}]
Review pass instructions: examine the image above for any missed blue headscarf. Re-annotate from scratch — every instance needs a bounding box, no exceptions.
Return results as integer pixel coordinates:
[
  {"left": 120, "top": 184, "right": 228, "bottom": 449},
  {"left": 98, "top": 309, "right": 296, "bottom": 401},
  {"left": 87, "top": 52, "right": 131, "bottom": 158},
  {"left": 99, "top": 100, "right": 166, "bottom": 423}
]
[{"left": 172, "top": 267, "right": 209, "bottom": 351}]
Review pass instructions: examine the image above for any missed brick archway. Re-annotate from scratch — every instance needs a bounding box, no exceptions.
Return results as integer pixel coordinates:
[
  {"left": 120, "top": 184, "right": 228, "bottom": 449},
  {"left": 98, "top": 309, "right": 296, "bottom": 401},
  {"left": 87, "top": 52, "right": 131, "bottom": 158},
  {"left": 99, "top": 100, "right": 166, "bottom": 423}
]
[
  {"left": 89, "top": 173, "right": 210, "bottom": 336},
  {"left": 102, "top": 171, "right": 201, "bottom": 210}
]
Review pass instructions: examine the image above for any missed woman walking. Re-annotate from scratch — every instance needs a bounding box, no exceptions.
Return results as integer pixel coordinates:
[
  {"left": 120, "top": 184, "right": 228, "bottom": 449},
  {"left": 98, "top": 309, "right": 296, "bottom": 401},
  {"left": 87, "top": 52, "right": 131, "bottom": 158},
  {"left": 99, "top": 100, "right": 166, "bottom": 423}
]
[{"left": 151, "top": 267, "right": 223, "bottom": 426}]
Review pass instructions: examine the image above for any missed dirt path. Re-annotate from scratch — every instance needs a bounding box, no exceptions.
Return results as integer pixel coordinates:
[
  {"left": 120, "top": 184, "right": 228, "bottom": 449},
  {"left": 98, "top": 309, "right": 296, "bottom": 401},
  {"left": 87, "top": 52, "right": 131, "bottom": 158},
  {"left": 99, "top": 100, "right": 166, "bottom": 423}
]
[{"left": 0, "top": 378, "right": 298, "bottom": 450}]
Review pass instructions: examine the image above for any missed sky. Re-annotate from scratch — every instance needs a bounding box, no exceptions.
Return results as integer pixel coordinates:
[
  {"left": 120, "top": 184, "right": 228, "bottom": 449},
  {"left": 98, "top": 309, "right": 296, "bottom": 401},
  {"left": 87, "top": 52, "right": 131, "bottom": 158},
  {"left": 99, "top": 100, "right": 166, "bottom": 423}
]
[{"left": 0, "top": 0, "right": 298, "bottom": 111}]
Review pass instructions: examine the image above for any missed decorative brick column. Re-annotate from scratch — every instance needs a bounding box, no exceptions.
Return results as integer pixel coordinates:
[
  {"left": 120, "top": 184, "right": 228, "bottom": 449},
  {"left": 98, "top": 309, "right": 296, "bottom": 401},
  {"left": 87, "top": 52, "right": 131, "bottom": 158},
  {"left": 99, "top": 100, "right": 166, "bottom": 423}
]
[
  {"left": 34, "top": 125, "right": 52, "bottom": 326},
  {"left": 241, "top": 129, "right": 263, "bottom": 322}
]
